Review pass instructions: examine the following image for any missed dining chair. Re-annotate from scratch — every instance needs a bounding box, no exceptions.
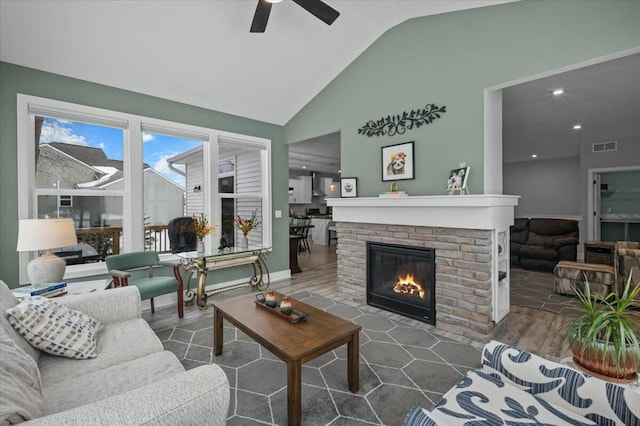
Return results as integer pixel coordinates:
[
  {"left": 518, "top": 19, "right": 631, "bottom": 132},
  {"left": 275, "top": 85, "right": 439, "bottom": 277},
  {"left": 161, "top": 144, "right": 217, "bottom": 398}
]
[
  {"left": 106, "top": 251, "right": 184, "bottom": 318},
  {"left": 297, "top": 217, "right": 312, "bottom": 253}
]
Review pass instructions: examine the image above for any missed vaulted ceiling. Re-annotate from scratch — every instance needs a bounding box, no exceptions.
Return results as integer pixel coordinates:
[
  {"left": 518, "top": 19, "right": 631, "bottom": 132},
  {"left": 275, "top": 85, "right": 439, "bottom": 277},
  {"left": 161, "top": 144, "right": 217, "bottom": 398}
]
[{"left": 0, "top": 0, "right": 512, "bottom": 125}]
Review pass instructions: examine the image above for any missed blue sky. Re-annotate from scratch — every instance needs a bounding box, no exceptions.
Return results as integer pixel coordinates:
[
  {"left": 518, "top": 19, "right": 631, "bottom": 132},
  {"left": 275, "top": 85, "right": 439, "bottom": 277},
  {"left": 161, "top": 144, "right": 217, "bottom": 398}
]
[{"left": 39, "top": 118, "right": 201, "bottom": 186}]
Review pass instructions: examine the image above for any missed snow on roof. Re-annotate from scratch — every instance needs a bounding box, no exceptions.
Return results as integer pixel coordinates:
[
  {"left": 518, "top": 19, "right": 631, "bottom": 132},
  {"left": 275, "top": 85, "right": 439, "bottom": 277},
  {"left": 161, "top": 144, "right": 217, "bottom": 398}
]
[{"left": 76, "top": 166, "right": 120, "bottom": 188}]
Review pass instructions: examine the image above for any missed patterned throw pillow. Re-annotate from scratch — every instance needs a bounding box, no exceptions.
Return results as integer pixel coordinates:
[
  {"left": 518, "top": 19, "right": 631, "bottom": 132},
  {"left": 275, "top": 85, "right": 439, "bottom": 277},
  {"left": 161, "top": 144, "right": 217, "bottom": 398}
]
[{"left": 6, "top": 297, "right": 102, "bottom": 360}]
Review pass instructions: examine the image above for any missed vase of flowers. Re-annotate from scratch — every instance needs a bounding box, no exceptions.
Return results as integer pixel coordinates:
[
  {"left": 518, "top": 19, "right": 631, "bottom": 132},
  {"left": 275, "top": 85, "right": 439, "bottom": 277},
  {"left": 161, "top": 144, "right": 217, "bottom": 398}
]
[
  {"left": 235, "top": 209, "right": 260, "bottom": 249},
  {"left": 181, "top": 213, "right": 215, "bottom": 254}
]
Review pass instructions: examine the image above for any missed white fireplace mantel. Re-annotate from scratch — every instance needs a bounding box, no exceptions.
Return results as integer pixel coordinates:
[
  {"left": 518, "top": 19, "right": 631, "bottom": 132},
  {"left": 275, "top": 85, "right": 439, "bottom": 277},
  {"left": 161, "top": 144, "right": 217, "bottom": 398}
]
[
  {"left": 328, "top": 194, "right": 521, "bottom": 327},
  {"left": 327, "top": 195, "right": 520, "bottom": 230}
]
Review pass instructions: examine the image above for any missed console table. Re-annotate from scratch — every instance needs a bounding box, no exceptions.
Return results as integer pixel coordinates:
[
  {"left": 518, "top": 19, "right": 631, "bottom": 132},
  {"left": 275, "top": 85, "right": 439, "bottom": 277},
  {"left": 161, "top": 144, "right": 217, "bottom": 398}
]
[{"left": 178, "top": 246, "right": 270, "bottom": 309}]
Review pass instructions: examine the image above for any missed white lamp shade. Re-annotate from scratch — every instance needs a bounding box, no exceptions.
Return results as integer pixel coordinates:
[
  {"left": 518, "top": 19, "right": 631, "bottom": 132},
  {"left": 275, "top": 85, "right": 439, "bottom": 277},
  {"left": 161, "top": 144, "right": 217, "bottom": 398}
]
[{"left": 17, "top": 218, "right": 77, "bottom": 252}]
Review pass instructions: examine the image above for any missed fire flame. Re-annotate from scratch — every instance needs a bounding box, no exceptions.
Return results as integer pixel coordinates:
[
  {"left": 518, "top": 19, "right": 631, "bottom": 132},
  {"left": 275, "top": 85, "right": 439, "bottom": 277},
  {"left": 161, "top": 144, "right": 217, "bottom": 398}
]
[{"left": 393, "top": 273, "right": 425, "bottom": 299}]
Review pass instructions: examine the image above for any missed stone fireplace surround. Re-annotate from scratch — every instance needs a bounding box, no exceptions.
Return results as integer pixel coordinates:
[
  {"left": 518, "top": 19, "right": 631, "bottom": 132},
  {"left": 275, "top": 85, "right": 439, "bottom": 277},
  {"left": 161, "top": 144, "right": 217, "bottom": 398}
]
[{"left": 327, "top": 195, "right": 518, "bottom": 343}]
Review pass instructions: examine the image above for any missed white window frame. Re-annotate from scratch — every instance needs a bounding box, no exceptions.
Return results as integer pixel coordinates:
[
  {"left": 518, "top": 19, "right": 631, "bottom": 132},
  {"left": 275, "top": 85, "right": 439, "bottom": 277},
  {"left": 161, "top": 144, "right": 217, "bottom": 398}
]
[{"left": 17, "top": 94, "right": 272, "bottom": 283}]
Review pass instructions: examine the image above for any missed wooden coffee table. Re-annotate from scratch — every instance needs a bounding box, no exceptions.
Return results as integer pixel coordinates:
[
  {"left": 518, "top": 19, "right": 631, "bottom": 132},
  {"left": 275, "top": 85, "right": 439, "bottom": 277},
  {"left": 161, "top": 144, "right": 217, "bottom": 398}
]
[{"left": 213, "top": 291, "right": 361, "bottom": 426}]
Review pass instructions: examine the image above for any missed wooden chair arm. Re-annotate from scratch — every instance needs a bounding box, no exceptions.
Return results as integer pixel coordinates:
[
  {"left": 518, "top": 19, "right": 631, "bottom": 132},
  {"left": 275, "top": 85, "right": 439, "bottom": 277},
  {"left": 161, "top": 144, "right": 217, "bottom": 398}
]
[
  {"left": 109, "top": 269, "right": 130, "bottom": 287},
  {"left": 109, "top": 269, "right": 131, "bottom": 279}
]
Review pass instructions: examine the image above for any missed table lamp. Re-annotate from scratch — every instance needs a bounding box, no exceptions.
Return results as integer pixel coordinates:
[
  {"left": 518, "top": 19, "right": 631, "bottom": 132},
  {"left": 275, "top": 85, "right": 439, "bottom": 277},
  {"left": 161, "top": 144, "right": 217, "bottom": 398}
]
[{"left": 17, "top": 218, "right": 77, "bottom": 285}]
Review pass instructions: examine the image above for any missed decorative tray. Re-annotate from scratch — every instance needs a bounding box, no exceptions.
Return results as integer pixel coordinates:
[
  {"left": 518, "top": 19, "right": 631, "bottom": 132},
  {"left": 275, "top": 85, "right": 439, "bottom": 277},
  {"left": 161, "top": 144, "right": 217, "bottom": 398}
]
[{"left": 255, "top": 293, "right": 309, "bottom": 324}]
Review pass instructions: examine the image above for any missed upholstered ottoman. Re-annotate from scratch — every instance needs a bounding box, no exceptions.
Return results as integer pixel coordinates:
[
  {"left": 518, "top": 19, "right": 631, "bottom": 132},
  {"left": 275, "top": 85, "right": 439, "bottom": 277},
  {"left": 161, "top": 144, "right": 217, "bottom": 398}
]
[{"left": 553, "top": 260, "right": 615, "bottom": 297}]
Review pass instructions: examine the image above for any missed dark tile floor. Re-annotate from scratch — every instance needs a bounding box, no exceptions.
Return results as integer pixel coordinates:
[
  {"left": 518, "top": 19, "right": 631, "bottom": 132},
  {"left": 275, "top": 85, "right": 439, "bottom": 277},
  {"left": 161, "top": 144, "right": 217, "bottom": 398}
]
[{"left": 154, "top": 291, "right": 483, "bottom": 425}]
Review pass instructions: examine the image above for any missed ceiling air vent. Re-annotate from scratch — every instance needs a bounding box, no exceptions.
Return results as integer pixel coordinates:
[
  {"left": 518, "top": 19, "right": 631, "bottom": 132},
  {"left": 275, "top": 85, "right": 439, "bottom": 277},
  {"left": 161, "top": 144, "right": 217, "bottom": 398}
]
[{"left": 592, "top": 141, "right": 617, "bottom": 153}]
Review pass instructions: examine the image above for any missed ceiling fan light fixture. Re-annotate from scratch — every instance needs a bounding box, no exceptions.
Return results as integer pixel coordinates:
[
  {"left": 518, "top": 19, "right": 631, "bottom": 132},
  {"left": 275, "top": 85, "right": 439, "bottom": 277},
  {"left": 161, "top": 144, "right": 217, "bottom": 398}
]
[{"left": 251, "top": 0, "right": 340, "bottom": 33}]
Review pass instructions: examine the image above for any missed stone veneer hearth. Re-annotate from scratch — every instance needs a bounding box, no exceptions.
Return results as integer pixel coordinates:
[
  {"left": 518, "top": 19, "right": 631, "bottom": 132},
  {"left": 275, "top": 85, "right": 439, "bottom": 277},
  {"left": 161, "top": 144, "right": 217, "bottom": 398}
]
[
  {"left": 335, "top": 222, "right": 493, "bottom": 342},
  {"left": 327, "top": 195, "right": 519, "bottom": 343}
]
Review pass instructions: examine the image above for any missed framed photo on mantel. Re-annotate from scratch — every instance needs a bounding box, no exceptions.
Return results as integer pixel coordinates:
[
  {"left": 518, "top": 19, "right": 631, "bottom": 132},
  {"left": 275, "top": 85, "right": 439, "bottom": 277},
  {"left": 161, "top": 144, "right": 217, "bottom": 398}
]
[
  {"left": 446, "top": 166, "right": 470, "bottom": 192},
  {"left": 340, "top": 177, "right": 358, "bottom": 198},
  {"left": 381, "top": 141, "right": 414, "bottom": 182}
]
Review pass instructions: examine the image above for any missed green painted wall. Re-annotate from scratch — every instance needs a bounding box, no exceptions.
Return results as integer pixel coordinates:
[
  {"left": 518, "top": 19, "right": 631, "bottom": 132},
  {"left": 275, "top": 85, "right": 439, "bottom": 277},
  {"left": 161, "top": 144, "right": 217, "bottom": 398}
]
[
  {"left": 284, "top": 0, "right": 640, "bottom": 197},
  {"left": 0, "top": 62, "right": 287, "bottom": 286}
]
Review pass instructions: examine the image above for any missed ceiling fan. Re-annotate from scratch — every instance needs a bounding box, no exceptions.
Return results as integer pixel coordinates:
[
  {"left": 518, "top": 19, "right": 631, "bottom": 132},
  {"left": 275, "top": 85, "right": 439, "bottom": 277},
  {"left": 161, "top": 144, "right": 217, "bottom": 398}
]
[{"left": 250, "top": 0, "right": 340, "bottom": 33}]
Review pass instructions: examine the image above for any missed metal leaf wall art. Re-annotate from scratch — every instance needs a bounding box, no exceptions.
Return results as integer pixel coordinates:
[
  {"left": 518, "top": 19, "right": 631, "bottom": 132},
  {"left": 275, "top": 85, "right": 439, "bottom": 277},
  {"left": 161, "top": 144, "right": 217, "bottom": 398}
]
[{"left": 358, "top": 103, "right": 447, "bottom": 138}]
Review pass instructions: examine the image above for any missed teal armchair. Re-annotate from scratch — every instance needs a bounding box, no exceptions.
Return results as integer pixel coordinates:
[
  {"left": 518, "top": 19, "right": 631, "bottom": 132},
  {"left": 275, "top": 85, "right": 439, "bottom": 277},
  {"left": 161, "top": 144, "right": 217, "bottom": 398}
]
[{"left": 106, "top": 251, "right": 184, "bottom": 318}]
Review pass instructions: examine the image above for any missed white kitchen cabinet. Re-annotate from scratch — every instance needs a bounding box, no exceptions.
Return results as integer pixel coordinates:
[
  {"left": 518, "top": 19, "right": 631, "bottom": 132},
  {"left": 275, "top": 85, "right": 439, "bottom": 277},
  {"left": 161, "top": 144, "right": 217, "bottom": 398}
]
[
  {"left": 299, "top": 176, "right": 312, "bottom": 203},
  {"left": 288, "top": 176, "right": 312, "bottom": 204},
  {"left": 288, "top": 179, "right": 300, "bottom": 204}
]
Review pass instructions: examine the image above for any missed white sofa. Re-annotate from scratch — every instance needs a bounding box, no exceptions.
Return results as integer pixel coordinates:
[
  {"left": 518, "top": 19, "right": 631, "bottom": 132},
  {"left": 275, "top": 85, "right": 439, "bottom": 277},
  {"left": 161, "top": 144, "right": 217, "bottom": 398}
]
[
  {"left": 404, "top": 341, "right": 639, "bottom": 425},
  {"left": 0, "top": 281, "right": 229, "bottom": 425}
]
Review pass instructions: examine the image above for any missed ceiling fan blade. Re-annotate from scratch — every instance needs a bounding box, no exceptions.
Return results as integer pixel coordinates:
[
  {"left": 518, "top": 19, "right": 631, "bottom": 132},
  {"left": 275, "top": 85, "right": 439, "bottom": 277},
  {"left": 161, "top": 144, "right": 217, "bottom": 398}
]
[
  {"left": 292, "top": 0, "right": 340, "bottom": 26},
  {"left": 250, "top": 0, "right": 272, "bottom": 33}
]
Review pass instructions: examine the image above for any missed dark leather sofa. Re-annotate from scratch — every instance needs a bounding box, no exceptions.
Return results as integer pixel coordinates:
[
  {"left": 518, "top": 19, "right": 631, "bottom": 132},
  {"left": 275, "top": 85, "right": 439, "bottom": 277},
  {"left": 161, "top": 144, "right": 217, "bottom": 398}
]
[
  {"left": 509, "top": 218, "right": 530, "bottom": 267},
  {"left": 510, "top": 218, "right": 579, "bottom": 272}
]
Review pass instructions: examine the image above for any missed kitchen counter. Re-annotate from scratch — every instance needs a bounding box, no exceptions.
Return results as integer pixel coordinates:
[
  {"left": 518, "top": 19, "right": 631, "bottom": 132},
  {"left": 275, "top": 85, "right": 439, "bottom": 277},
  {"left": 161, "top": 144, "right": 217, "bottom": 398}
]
[{"left": 310, "top": 218, "right": 332, "bottom": 245}]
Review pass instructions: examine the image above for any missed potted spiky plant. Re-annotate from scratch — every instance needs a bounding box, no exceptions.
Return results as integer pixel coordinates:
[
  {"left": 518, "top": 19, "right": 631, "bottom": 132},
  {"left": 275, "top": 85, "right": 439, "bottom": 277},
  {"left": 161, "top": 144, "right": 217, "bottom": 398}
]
[{"left": 567, "top": 272, "right": 640, "bottom": 382}]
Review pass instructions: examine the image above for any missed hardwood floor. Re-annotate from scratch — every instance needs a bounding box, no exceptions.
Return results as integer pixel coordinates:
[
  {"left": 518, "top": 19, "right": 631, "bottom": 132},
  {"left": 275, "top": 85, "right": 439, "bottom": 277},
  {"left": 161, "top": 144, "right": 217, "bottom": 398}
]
[
  {"left": 144, "top": 242, "right": 339, "bottom": 331},
  {"left": 145, "top": 240, "right": 572, "bottom": 361}
]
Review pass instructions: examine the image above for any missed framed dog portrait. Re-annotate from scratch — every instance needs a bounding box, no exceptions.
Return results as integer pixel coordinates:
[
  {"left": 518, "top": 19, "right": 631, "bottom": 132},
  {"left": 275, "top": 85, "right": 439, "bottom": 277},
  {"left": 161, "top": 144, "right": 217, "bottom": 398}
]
[
  {"left": 446, "top": 166, "right": 470, "bottom": 191},
  {"left": 381, "top": 141, "right": 414, "bottom": 182},
  {"left": 340, "top": 177, "right": 358, "bottom": 198}
]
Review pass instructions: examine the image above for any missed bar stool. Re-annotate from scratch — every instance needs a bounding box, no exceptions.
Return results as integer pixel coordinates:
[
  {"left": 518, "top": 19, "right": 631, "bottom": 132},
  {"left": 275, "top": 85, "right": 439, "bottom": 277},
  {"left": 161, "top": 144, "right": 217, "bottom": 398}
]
[{"left": 327, "top": 221, "right": 338, "bottom": 245}]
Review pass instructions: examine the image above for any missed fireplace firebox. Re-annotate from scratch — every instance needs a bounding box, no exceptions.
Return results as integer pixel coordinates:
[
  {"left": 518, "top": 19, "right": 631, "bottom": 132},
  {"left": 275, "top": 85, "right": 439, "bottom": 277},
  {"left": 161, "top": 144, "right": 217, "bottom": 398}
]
[{"left": 366, "top": 242, "right": 435, "bottom": 325}]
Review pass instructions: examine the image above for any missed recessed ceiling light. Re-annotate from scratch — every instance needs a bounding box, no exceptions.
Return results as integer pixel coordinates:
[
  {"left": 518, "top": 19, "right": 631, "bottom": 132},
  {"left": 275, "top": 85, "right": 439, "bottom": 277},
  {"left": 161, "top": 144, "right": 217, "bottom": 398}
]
[
  {"left": 531, "top": 154, "right": 538, "bottom": 158},
  {"left": 302, "top": 165, "right": 307, "bottom": 169},
  {"left": 573, "top": 124, "right": 582, "bottom": 130},
  {"left": 552, "top": 89, "right": 565, "bottom": 96},
  {"left": 338, "top": 169, "right": 342, "bottom": 173}
]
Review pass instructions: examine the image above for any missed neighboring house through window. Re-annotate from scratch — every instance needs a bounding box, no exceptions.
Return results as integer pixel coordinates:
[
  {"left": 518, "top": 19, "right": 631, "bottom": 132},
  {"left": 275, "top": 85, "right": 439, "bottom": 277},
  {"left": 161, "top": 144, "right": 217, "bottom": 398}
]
[
  {"left": 17, "top": 95, "right": 272, "bottom": 282},
  {"left": 167, "top": 143, "right": 266, "bottom": 249}
]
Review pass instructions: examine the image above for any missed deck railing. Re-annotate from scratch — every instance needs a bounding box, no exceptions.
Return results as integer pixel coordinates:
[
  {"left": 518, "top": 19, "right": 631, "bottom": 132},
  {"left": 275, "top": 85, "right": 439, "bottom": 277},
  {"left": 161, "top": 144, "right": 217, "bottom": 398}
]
[{"left": 74, "top": 225, "right": 171, "bottom": 259}]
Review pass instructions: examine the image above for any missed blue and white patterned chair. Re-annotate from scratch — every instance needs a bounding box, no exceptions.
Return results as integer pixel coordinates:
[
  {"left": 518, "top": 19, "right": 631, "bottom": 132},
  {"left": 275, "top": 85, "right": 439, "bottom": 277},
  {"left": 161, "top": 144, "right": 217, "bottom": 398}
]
[{"left": 404, "top": 341, "right": 639, "bottom": 425}]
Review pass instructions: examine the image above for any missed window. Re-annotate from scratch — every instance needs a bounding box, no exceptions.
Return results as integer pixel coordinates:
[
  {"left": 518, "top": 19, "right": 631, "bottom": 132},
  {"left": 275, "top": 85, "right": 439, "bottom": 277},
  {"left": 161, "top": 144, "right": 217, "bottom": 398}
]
[
  {"left": 223, "top": 141, "right": 265, "bottom": 247},
  {"left": 219, "top": 160, "right": 236, "bottom": 246},
  {"left": 142, "top": 132, "right": 203, "bottom": 252},
  {"left": 17, "top": 95, "right": 272, "bottom": 282},
  {"left": 58, "top": 195, "right": 72, "bottom": 208}
]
